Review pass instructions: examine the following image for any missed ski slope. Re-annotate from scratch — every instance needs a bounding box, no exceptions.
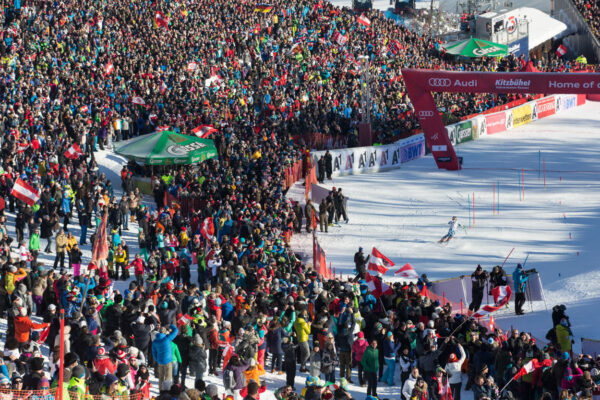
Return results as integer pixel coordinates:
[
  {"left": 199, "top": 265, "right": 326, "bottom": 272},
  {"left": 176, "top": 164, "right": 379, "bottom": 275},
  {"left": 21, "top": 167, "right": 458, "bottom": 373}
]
[{"left": 291, "top": 100, "right": 600, "bottom": 350}]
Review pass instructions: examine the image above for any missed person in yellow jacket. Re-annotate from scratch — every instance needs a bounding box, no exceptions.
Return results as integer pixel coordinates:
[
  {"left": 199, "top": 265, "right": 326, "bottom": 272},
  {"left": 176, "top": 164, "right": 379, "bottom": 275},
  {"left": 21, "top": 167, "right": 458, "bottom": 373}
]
[
  {"left": 114, "top": 244, "right": 128, "bottom": 280},
  {"left": 67, "top": 365, "right": 88, "bottom": 400},
  {"left": 179, "top": 227, "right": 189, "bottom": 248},
  {"left": 294, "top": 311, "right": 311, "bottom": 372},
  {"left": 556, "top": 318, "right": 573, "bottom": 353},
  {"left": 5, "top": 266, "right": 27, "bottom": 295}
]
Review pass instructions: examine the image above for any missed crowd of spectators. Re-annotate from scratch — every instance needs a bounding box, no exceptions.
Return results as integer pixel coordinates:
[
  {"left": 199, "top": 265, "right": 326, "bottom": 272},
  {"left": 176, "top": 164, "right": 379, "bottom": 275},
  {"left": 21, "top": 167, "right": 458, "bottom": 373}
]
[
  {"left": 571, "top": 0, "right": 600, "bottom": 42},
  {"left": 0, "top": 0, "right": 598, "bottom": 400}
]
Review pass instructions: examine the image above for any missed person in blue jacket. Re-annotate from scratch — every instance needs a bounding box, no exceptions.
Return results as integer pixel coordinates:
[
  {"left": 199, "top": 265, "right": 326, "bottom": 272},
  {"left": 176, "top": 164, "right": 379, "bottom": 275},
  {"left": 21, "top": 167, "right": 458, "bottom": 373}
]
[
  {"left": 512, "top": 263, "right": 529, "bottom": 315},
  {"left": 152, "top": 324, "right": 178, "bottom": 388}
]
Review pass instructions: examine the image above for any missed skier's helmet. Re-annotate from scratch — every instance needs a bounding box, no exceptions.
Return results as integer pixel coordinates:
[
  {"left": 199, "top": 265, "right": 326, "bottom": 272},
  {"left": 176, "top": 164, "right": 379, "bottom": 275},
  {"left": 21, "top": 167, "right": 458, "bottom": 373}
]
[{"left": 452, "top": 216, "right": 457, "bottom": 220}]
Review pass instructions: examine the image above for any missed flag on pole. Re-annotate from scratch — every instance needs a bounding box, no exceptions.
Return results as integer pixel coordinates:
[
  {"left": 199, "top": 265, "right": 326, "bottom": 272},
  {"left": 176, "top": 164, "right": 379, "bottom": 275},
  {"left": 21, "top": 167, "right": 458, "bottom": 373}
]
[
  {"left": 356, "top": 15, "right": 371, "bottom": 27},
  {"left": 177, "top": 313, "right": 193, "bottom": 326},
  {"left": 472, "top": 285, "right": 512, "bottom": 318},
  {"left": 11, "top": 178, "right": 39, "bottom": 206},
  {"left": 92, "top": 212, "right": 109, "bottom": 263},
  {"left": 200, "top": 217, "right": 215, "bottom": 241},
  {"left": 160, "top": 80, "right": 168, "bottom": 94},
  {"left": 65, "top": 143, "right": 84, "bottom": 160},
  {"left": 79, "top": 105, "right": 89, "bottom": 113},
  {"left": 555, "top": 44, "right": 567, "bottom": 57},
  {"left": 394, "top": 263, "right": 419, "bottom": 279},
  {"left": 104, "top": 62, "right": 114, "bottom": 75},
  {"left": 155, "top": 11, "right": 169, "bottom": 29},
  {"left": 513, "top": 358, "right": 553, "bottom": 380},
  {"left": 367, "top": 247, "right": 394, "bottom": 274},
  {"left": 192, "top": 125, "right": 218, "bottom": 138},
  {"left": 489, "top": 315, "right": 495, "bottom": 332},
  {"left": 365, "top": 272, "right": 393, "bottom": 298}
]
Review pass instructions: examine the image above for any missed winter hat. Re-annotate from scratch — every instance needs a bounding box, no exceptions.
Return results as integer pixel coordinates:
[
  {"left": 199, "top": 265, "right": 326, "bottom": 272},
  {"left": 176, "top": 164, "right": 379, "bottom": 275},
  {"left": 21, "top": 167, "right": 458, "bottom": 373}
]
[
  {"left": 72, "top": 365, "right": 85, "bottom": 379},
  {"left": 116, "top": 364, "right": 130, "bottom": 379},
  {"left": 449, "top": 353, "right": 458, "bottom": 362},
  {"left": 193, "top": 334, "right": 203, "bottom": 346},
  {"left": 206, "top": 384, "right": 218, "bottom": 397},
  {"left": 427, "top": 320, "right": 435, "bottom": 329},
  {"left": 249, "top": 358, "right": 256, "bottom": 367},
  {"left": 30, "top": 357, "right": 44, "bottom": 371},
  {"left": 357, "top": 331, "right": 364, "bottom": 338},
  {"left": 97, "top": 347, "right": 107, "bottom": 357},
  {"left": 9, "top": 266, "right": 17, "bottom": 273},
  {"left": 19, "top": 307, "right": 27, "bottom": 317},
  {"left": 129, "top": 347, "right": 140, "bottom": 357},
  {"left": 562, "top": 352, "right": 570, "bottom": 360},
  {"left": 387, "top": 331, "right": 392, "bottom": 337},
  {"left": 105, "top": 374, "right": 118, "bottom": 386}
]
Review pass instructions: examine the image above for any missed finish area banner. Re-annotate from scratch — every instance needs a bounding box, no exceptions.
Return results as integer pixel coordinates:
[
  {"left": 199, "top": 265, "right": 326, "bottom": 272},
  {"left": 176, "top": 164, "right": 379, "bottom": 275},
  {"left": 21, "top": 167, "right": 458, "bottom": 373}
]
[{"left": 401, "top": 68, "right": 600, "bottom": 170}]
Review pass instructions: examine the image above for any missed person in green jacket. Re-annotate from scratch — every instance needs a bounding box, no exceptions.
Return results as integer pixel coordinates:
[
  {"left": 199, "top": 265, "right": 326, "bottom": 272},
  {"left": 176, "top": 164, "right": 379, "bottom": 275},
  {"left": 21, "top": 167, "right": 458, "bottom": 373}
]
[
  {"left": 67, "top": 365, "right": 86, "bottom": 400},
  {"left": 556, "top": 318, "right": 572, "bottom": 353},
  {"left": 171, "top": 341, "right": 182, "bottom": 379},
  {"left": 29, "top": 228, "right": 40, "bottom": 267},
  {"left": 361, "top": 340, "right": 379, "bottom": 397}
]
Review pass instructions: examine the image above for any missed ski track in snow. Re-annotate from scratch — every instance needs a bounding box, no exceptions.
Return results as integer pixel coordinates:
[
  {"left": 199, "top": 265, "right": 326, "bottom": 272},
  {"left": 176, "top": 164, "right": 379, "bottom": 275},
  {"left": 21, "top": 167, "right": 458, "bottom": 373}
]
[{"left": 291, "top": 101, "right": 600, "bottom": 352}]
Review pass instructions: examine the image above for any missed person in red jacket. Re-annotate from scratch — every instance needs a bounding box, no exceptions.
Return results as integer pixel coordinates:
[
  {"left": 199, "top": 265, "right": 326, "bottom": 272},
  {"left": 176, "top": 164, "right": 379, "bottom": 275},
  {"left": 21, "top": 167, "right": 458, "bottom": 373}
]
[
  {"left": 129, "top": 254, "right": 145, "bottom": 288},
  {"left": 208, "top": 318, "right": 225, "bottom": 375},
  {"left": 94, "top": 347, "right": 117, "bottom": 375},
  {"left": 14, "top": 307, "right": 48, "bottom": 344}
]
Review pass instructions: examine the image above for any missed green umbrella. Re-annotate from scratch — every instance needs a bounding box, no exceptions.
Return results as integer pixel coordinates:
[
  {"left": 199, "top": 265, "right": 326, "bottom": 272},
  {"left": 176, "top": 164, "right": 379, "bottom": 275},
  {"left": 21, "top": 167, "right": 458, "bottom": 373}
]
[
  {"left": 114, "top": 130, "right": 218, "bottom": 165},
  {"left": 443, "top": 38, "right": 508, "bottom": 58}
]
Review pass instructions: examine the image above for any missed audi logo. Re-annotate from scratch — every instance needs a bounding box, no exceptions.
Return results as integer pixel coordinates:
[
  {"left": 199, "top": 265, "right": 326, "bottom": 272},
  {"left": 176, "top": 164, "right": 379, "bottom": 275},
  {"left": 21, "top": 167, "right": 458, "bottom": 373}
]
[
  {"left": 428, "top": 78, "right": 452, "bottom": 87},
  {"left": 418, "top": 110, "right": 434, "bottom": 117}
]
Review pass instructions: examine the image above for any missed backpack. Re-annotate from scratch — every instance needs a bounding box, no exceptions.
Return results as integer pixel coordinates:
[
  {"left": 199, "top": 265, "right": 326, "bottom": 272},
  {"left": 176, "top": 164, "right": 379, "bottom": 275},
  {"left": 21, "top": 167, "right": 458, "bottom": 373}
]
[{"left": 223, "top": 368, "right": 236, "bottom": 389}]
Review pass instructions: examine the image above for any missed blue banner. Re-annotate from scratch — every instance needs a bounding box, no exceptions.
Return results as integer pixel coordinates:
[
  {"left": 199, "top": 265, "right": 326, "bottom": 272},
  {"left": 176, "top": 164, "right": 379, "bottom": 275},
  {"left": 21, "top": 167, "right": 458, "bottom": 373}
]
[{"left": 401, "top": 140, "right": 425, "bottom": 163}]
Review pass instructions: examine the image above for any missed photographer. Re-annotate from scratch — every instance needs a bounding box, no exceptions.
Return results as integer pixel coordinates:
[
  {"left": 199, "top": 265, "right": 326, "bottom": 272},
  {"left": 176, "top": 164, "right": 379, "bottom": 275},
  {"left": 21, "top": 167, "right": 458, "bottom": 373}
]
[
  {"left": 469, "top": 265, "right": 489, "bottom": 313},
  {"left": 512, "top": 264, "right": 536, "bottom": 315}
]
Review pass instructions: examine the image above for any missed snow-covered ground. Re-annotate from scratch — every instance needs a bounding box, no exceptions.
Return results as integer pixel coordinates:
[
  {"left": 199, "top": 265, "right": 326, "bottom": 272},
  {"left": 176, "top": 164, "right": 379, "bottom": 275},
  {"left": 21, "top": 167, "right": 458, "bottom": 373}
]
[{"left": 291, "top": 100, "right": 600, "bottom": 353}]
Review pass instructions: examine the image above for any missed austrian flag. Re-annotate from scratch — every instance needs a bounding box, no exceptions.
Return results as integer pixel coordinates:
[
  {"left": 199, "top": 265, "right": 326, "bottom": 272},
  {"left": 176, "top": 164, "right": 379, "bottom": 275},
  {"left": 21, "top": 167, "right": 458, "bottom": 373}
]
[
  {"left": 200, "top": 217, "right": 215, "bottom": 241},
  {"left": 394, "top": 263, "right": 419, "bottom": 279},
  {"left": 65, "top": 143, "right": 84, "bottom": 159},
  {"left": 556, "top": 44, "right": 567, "bottom": 57},
  {"left": 472, "top": 285, "right": 512, "bottom": 318},
  {"left": 365, "top": 272, "right": 393, "bottom": 298},
  {"left": 367, "top": 247, "right": 394, "bottom": 274},
  {"left": 105, "top": 62, "right": 114, "bottom": 75},
  {"left": 155, "top": 11, "right": 169, "bottom": 29},
  {"left": 11, "top": 178, "right": 40, "bottom": 206},
  {"left": 513, "top": 358, "right": 553, "bottom": 380},
  {"left": 192, "top": 125, "right": 217, "bottom": 139},
  {"left": 356, "top": 14, "right": 371, "bottom": 27}
]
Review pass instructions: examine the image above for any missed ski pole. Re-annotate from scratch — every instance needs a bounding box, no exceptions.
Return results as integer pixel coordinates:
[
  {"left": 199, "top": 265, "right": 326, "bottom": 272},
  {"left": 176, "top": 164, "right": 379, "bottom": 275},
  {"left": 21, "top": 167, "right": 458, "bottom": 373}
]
[{"left": 501, "top": 248, "right": 515, "bottom": 268}]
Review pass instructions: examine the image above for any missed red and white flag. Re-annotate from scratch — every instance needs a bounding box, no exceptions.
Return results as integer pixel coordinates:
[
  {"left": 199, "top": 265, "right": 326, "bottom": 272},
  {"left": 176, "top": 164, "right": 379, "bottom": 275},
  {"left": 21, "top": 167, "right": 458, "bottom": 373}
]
[
  {"left": 394, "top": 263, "right": 419, "bottom": 279},
  {"left": 187, "top": 62, "right": 198, "bottom": 72},
  {"left": 192, "top": 125, "right": 217, "bottom": 139},
  {"left": 160, "top": 80, "right": 168, "bottom": 94},
  {"left": 367, "top": 247, "right": 394, "bottom": 274},
  {"left": 156, "top": 126, "right": 170, "bottom": 132},
  {"left": 365, "top": 272, "right": 393, "bottom": 298},
  {"left": 105, "top": 62, "right": 114, "bottom": 75},
  {"left": 513, "top": 358, "right": 552, "bottom": 380},
  {"left": 155, "top": 11, "right": 169, "bottom": 29},
  {"left": 11, "top": 178, "right": 40, "bottom": 206},
  {"left": 132, "top": 96, "right": 146, "bottom": 106},
  {"left": 332, "top": 31, "right": 348, "bottom": 46},
  {"left": 356, "top": 14, "right": 371, "bottom": 27},
  {"left": 200, "top": 217, "right": 215, "bottom": 241},
  {"left": 177, "top": 313, "right": 193, "bottom": 326},
  {"left": 17, "top": 142, "right": 28, "bottom": 153},
  {"left": 65, "top": 143, "right": 84, "bottom": 160},
  {"left": 488, "top": 315, "right": 495, "bottom": 332},
  {"left": 472, "top": 285, "right": 512, "bottom": 318},
  {"left": 556, "top": 44, "right": 567, "bottom": 57},
  {"left": 79, "top": 105, "right": 89, "bottom": 113}
]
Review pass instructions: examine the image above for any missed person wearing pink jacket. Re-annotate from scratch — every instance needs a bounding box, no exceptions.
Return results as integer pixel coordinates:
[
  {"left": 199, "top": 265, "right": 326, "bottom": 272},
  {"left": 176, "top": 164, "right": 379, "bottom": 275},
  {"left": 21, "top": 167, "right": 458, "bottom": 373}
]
[
  {"left": 352, "top": 331, "right": 368, "bottom": 386},
  {"left": 561, "top": 365, "right": 583, "bottom": 391}
]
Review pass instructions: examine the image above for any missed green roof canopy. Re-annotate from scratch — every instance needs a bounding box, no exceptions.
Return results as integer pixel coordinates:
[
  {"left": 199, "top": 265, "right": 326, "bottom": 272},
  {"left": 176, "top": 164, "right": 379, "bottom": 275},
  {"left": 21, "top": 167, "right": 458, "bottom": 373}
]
[
  {"left": 443, "top": 38, "right": 509, "bottom": 58},
  {"left": 114, "top": 131, "right": 218, "bottom": 165}
]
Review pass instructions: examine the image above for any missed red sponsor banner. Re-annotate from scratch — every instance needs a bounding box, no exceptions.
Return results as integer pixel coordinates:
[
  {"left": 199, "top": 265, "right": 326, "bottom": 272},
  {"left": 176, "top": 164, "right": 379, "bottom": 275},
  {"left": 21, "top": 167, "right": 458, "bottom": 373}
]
[
  {"left": 536, "top": 97, "right": 556, "bottom": 119},
  {"left": 485, "top": 112, "right": 507, "bottom": 135},
  {"left": 577, "top": 94, "right": 586, "bottom": 106}
]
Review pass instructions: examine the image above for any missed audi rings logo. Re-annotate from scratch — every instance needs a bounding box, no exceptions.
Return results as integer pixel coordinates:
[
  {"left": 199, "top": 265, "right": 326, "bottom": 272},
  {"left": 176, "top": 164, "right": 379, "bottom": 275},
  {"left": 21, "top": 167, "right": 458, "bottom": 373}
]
[
  {"left": 428, "top": 78, "right": 451, "bottom": 87},
  {"left": 418, "top": 110, "right": 434, "bottom": 118}
]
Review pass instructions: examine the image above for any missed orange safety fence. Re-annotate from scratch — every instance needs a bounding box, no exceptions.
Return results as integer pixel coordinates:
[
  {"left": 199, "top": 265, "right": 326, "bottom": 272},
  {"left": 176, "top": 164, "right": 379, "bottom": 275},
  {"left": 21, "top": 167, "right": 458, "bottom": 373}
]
[
  {"left": 0, "top": 388, "right": 143, "bottom": 400},
  {"left": 283, "top": 160, "right": 303, "bottom": 190}
]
